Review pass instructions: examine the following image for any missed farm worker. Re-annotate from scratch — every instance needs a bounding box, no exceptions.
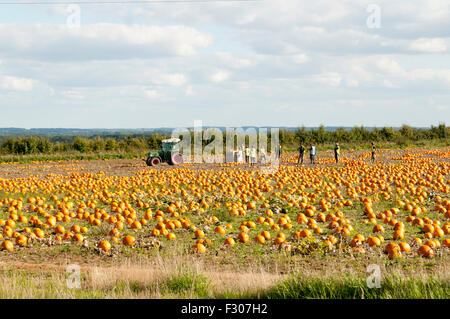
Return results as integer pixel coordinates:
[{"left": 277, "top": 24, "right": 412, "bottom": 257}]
[
  {"left": 260, "top": 147, "right": 267, "bottom": 163},
  {"left": 245, "top": 146, "right": 250, "bottom": 163},
  {"left": 309, "top": 143, "right": 316, "bottom": 164},
  {"left": 371, "top": 142, "right": 376, "bottom": 163},
  {"left": 250, "top": 147, "right": 257, "bottom": 166},
  {"left": 334, "top": 143, "right": 340, "bottom": 163},
  {"left": 297, "top": 144, "right": 305, "bottom": 165},
  {"left": 237, "top": 144, "right": 244, "bottom": 163},
  {"left": 236, "top": 149, "right": 244, "bottom": 163}
]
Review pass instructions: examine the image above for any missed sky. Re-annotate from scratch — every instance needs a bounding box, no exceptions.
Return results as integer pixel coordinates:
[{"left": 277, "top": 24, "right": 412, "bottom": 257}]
[{"left": 0, "top": 0, "right": 449, "bottom": 129}]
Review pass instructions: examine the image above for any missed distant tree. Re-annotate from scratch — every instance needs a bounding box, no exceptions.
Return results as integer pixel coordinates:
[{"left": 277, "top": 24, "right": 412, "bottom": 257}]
[
  {"left": 431, "top": 123, "right": 447, "bottom": 139},
  {"left": 36, "top": 137, "right": 52, "bottom": 153},
  {"left": 91, "top": 136, "right": 106, "bottom": 152},
  {"left": 334, "top": 127, "right": 350, "bottom": 142},
  {"left": 73, "top": 136, "right": 91, "bottom": 153},
  {"left": 399, "top": 124, "right": 415, "bottom": 140},
  {"left": 370, "top": 127, "right": 381, "bottom": 141},
  {"left": 294, "top": 126, "right": 309, "bottom": 144},
  {"left": 0, "top": 136, "right": 51, "bottom": 154},
  {"left": 350, "top": 126, "right": 364, "bottom": 142},
  {"left": 380, "top": 127, "right": 396, "bottom": 141},
  {"left": 311, "top": 125, "right": 327, "bottom": 143},
  {"left": 105, "top": 138, "right": 118, "bottom": 151}
]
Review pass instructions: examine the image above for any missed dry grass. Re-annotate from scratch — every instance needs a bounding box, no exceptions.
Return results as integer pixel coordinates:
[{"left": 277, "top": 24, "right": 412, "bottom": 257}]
[
  {"left": 0, "top": 253, "right": 447, "bottom": 298},
  {"left": 0, "top": 255, "right": 286, "bottom": 298},
  {"left": 86, "top": 256, "right": 285, "bottom": 298}
]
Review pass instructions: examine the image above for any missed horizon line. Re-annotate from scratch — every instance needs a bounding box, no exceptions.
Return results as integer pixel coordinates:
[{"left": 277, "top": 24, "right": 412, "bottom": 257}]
[{"left": 0, "top": 124, "right": 444, "bottom": 130}]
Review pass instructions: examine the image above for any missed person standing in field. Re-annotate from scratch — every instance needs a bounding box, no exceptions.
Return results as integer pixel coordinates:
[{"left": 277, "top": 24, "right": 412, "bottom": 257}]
[
  {"left": 371, "top": 142, "right": 376, "bottom": 163},
  {"left": 309, "top": 143, "right": 316, "bottom": 164},
  {"left": 245, "top": 145, "right": 250, "bottom": 163},
  {"left": 334, "top": 143, "right": 340, "bottom": 164},
  {"left": 260, "top": 147, "right": 266, "bottom": 164},
  {"left": 250, "top": 146, "right": 257, "bottom": 167},
  {"left": 240, "top": 144, "right": 245, "bottom": 163},
  {"left": 297, "top": 143, "right": 305, "bottom": 165}
]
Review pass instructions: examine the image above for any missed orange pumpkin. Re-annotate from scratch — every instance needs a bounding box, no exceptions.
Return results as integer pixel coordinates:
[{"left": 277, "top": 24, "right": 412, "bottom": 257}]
[
  {"left": 224, "top": 237, "right": 236, "bottom": 246},
  {"left": 15, "top": 235, "right": 27, "bottom": 247},
  {"left": 99, "top": 240, "right": 111, "bottom": 252},
  {"left": 166, "top": 233, "right": 176, "bottom": 240},
  {"left": 1, "top": 240, "right": 13, "bottom": 251},
  {"left": 255, "top": 234, "right": 266, "bottom": 244},
  {"left": 238, "top": 232, "right": 250, "bottom": 243},
  {"left": 214, "top": 226, "right": 226, "bottom": 235},
  {"left": 393, "top": 229, "right": 404, "bottom": 240},
  {"left": 417, "top": 245, "right": 434, "bottom": 258},
  {"left": 123, "top": 235, "right": 136, "bottom": 246},
  {"left": 261, "top": 231, "right": 271, "bottom": 240},
  {"left": 399, "top": 242, "right": 411, "bottom": 252},
  {"left": 195, "top": 229, "right": 205, "bottom": 238},
  {"left": 368, "top": 236, "right": 381, "bottom": 247},
  {"left": 73, "top": 233, "right": 84, "bottom": 243},
  {"left": 55, "top": 225, "right": 65, "bottom": 234},
  {"left": 372, "top": 224, "right": 385, "bottom": 233},
  {"left": 194, "top": 243, "right": 206, "bottom": 253},
  {"left": 442, "top": 238, "right": 450, "bottom": 247}
]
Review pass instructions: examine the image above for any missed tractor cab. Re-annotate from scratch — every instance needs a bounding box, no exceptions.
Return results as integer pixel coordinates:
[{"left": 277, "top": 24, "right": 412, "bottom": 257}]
[
  {"left": 161, "top": 138, "right": 181, "bottom": 153},
  {"left": 145, "top": 137, "right": 183, "bottom": 167}
]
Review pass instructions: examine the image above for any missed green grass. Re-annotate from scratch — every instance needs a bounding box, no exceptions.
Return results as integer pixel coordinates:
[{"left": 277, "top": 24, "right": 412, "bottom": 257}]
[
  {"left": 246, "top": 273, "right": 449, "bottom": 299},
  {"left": 163, "top": 273, "right": 211, "bottom": 298},
  {"left": 0, "top": 267, "right": 447, "bottom": 299},
  {"left": 211, "top": 208, "right": 238, "bottom": 224},
  {"left": 0, "top": 152, "right": 143, "bottom": 164}
]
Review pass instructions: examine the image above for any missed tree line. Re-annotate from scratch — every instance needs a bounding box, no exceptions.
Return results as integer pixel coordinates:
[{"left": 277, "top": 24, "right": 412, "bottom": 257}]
[
  {"left": 0, "top": 134, "right": 167, "bottom": 155},
  {"left": 280, "top": 123, "right": 448, "bottom": 147},
  {"left": 0, "top": 124, "right": 447, "bottom": 155}
]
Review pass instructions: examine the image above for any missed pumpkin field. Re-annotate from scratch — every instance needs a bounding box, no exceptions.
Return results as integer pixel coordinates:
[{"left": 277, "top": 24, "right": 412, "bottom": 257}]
[{"left": 0, "top": 146, "right": 448, "bottom": 299}]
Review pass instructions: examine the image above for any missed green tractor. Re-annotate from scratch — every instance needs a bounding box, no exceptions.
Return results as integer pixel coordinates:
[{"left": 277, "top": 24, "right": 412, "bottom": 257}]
[{"left": 145, "top": 138, "right": 183, "bottom": 167}]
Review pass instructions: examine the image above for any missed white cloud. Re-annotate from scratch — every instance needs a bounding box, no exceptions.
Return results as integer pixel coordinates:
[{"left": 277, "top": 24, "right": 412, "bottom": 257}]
[
  {"left": 1, "top": 1, "right": 450, "bottom": 127},
  {"left": 210, "top": 69, "right": 231, "bottom": 83},
  {"left": 324, "top": 55, "right": 450, "bottom": 90},
  {"left": 61, "top": 89, "right": 84, "bottom": 100},
  {"left": 292, "top": 54, "right": 309, "bottom": 64},
  {"left": 345, "top": 78, "right": 359, "bottom": 87},
  {"left": 375, "top": 57, "right": 406, "bottom": 76},
  {"left": 408, "top": 69, "right": 450, "bottom": 85},
  {"left": 238, "top": 82, "right": 251, "bottom": 90},
  {"left": 185, "top": 86, "right": 195, "bottom": 96},
  {"left": 158, "top": 73, "right": 187, "bottom": 86},
  {"left": 143, "top": 89, "right": 161, "bottom": 99},
  {"left": 409, "top": 38, "right": 447, "bottom": 53},
  {"left": 0, "top": 24, "right": 212, "bottom": 61},
  {"left": 313, "top": 72, "right": 341, "bottom": 87},
  {"left": 382, "top": 80, "right": 398, "bottom": 88},
  {"left": 0, "top": 76, "right": 34, "bottom": 91},
  {"left": 216, "top": 52, "right": 256, "bottom": 69}
]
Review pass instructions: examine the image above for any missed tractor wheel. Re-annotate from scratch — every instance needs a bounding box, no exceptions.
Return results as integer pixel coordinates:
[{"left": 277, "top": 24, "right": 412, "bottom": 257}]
[
  {"left": 169, "top": 153, "right": 183, "bottom": 165},
  {"left": 149, "top": 157, "right": 161, "bottom": 167}
]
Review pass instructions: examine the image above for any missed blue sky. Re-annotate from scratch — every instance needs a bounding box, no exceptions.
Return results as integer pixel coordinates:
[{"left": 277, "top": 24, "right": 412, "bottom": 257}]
[{"left": 0, "top": 0, "right": 449, "bottom": 128}]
